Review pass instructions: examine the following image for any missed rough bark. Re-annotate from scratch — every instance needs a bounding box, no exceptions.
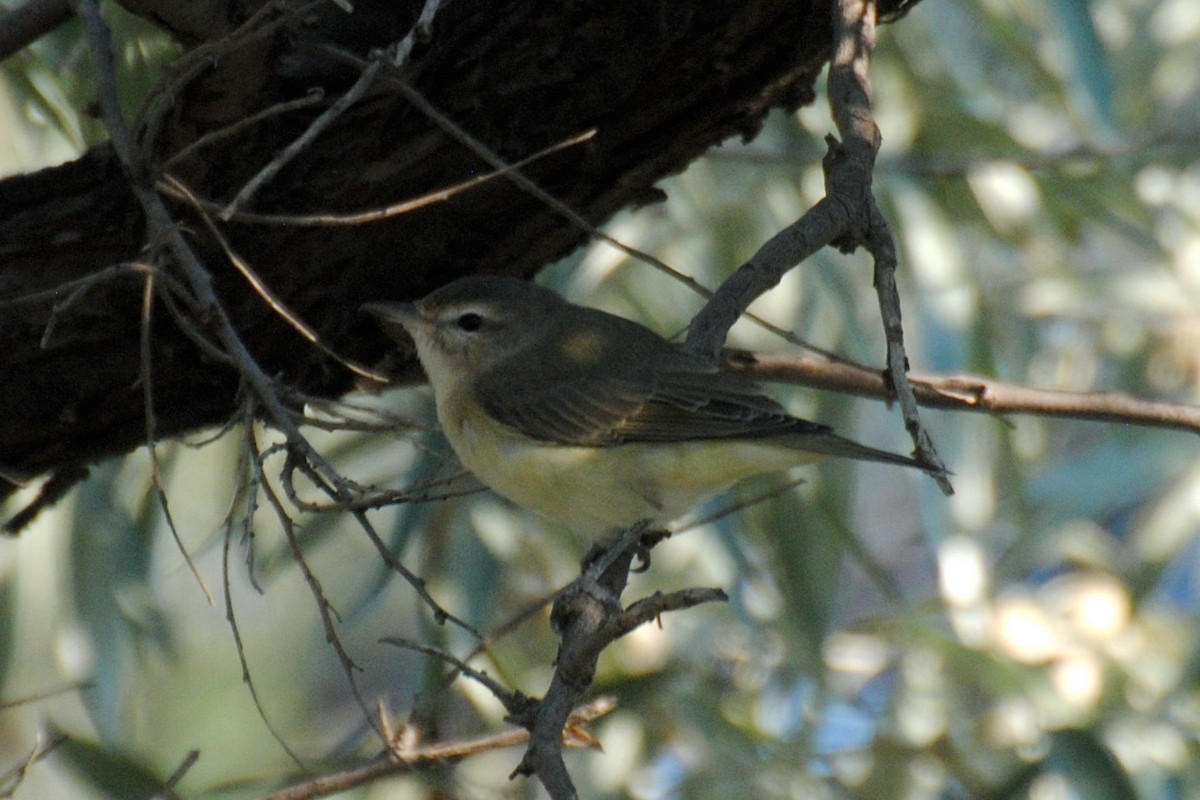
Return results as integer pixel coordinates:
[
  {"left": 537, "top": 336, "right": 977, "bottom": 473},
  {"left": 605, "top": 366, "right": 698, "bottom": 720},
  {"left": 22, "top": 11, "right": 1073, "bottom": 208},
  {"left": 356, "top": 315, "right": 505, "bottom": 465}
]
[{"left": 0, "top": 0, "right": 918, "bottom": 493}]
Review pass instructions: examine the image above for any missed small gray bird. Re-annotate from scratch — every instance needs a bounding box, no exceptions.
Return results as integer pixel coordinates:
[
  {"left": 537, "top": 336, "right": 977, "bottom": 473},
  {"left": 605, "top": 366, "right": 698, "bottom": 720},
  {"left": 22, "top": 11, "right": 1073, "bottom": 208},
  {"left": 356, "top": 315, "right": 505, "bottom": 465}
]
[{"left": 366, "top": 276, "right": 924, "bottom": 536}]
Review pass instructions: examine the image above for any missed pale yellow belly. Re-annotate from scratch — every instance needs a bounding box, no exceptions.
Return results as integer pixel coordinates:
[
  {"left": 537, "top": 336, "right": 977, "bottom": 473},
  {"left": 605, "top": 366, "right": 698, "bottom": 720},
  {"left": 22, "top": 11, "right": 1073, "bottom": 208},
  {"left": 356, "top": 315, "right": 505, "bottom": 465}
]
[{"left": 443, "top": 400, "right": 811, "bottom": 536}]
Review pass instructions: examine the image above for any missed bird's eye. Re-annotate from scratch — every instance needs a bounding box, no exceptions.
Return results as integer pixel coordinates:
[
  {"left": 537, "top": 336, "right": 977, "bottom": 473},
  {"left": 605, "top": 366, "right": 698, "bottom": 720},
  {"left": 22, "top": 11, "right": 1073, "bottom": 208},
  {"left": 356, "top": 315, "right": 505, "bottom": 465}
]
[{"left": 456, "top": 312, "right": 484, "bottom": 332}]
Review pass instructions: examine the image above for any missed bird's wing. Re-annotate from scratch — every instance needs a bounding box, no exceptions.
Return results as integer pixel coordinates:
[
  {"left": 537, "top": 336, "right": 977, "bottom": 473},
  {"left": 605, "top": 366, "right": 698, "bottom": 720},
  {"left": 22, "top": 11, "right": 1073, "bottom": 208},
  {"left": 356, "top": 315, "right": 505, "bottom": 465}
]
[
  {"left": 476, "top": 336, "right": 831, "bottom": 446},
  {"left": 617, "top": 351, "right": 832, "bottom": 442}
]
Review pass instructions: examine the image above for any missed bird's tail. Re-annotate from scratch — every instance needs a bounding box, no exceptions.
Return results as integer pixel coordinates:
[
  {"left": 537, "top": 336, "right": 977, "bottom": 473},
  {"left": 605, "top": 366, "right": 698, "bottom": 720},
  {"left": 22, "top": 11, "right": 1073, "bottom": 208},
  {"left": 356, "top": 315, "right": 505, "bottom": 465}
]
[{"left": 787, "top": 430, "right": 940, "bottom": 473}]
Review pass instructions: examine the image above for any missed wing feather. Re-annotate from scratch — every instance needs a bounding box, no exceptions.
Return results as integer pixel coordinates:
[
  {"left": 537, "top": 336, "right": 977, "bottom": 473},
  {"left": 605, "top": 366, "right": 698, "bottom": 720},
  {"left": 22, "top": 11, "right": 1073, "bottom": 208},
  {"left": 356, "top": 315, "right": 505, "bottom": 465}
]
[{"left": 474, "top": 311, "right": 831, "bottom": 445}]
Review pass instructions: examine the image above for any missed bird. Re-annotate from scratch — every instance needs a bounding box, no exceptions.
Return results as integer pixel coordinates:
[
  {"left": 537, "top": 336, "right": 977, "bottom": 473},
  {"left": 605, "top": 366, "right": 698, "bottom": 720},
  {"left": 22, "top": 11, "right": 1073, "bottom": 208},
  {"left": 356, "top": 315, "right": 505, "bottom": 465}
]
[{"left": 365, "top": 275, "right": 928, "bottom": 538}]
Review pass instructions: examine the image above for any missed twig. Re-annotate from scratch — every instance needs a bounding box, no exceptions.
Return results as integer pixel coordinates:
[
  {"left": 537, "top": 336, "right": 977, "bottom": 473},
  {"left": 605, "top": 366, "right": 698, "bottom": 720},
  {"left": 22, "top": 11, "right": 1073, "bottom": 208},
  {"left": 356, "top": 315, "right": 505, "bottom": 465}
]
[
  {"left": 254, "top": 435, "right": 384, "bottom": 743},
  {"left": 681, "top": 0, "right": 951, "bottom": 493},
  {"left": 351, "top": 505, "right": 477, "bottom": 631},
  {"left": 139, "top": 268, "right": 214, "bottom": 603},
  {"left": 220, "top": 58, "right": 382, "bottom": 218},
  {"left": 219, "top": 412, "right": 307, "bottom": 767},
  {"left": 0, "top": 262, "right": 139, "bottom": 307},
  {"left": 261, "top": 697, "right": 616, "bottom": 800},
  {"left": 724, "top": 349, "right": 1200, "bottom": 434},
  {"left": 235, "top": 398, "right": 265, "bottom": 592},
  {"left": 0, "top": 732, "right": 67, "bottom": 798},
  {"left": 403, "top": 587, "right": 563, "bottom": 738},
  {"left": 278, "top": 449, "right": 481, "bottom": 635},
  {"left": 72, "top": 0, "right": 360, "bottom": 505},
  {"left": 278, "top": 474, "right": 481, "bottom": 513},
  {"left": 831, "top": 0, "right": 951, "bottom": 492},
  {"left": 315, "top": 45, "right": 829, "bottom": 355},
  {"left": 149, "top": 750, "right": 199, "bottom": 800},
  {"left": 381, "top": 638, "right": 520, "bottom": 708},
  {"left": 1, "top": 261, "right": 216, "bottom": 368},
  {"left": 164, "top": 174, "right": 390, "bottom": 383},
  {"left": 164, "top": 89, "right": 328, "bottom": 168},
  {"left": 387, "top": 0, "right": 442, "bottom": 66},
  {"left": 509, "top": 527, "right": 727, "bottom": 799},
  {"left": 161, "top": 129, "right": 596, "bottom": 226}
]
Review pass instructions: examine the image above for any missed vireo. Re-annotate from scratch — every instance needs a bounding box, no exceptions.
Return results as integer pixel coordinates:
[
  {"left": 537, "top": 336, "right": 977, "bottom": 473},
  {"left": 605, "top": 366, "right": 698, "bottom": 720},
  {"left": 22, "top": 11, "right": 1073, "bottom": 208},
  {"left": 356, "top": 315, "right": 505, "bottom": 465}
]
[{"left": 365, "top": 276, "right": 926, "bottom": 536}]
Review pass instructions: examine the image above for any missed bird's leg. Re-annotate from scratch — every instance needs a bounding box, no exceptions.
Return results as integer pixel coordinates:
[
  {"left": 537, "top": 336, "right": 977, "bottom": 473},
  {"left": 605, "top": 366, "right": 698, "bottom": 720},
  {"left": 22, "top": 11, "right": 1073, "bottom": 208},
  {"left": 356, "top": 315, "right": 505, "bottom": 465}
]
[
  {"left": 630, "top": 527, "right": 672, "bottom": 573},
  {"left": 551, "top": 520, "right": 651, "bottom": 631}
]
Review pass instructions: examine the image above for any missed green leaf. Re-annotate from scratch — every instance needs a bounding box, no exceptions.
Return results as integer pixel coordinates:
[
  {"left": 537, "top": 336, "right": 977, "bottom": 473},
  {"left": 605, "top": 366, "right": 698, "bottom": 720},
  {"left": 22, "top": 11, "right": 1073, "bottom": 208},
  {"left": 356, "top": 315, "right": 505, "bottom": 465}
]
[
  {"left": 1046, "top": 0, "right": 1118, "bottom": 135},
  {"left": 1047, "top": 728, "right": 1138, "bottom": 800},
  {"left": 53, "top": 733, "right": 173, "bottom": 800},
  {"left": 0, "top": 572, "right": 13, "bottom": 691}
]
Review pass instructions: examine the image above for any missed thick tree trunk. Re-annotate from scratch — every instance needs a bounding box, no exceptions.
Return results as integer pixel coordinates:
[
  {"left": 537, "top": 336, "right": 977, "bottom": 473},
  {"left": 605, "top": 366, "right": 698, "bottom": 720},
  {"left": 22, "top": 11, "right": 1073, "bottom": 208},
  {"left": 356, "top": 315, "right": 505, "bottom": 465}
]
[{"left": 0, "top": 0, "right": 915, "bottom": 497}]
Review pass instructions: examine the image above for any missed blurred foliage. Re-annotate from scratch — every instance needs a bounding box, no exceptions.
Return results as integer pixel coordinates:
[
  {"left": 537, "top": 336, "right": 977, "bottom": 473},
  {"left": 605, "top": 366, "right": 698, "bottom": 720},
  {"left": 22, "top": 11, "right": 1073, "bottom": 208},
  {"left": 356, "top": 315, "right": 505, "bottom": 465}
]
[
  {"left": 0, "top": 2, "right": 177, "bottom": 169},
  {"left": 3, "top": 0, "right": 1200, "bottom": 798}
]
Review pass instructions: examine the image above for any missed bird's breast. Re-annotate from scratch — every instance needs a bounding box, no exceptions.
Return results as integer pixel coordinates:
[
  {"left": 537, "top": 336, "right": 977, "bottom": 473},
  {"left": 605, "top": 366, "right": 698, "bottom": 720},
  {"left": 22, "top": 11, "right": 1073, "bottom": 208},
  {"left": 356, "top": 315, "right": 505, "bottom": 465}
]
[{"left": 435, "top": 395, "right": 807, "bottom": 536}]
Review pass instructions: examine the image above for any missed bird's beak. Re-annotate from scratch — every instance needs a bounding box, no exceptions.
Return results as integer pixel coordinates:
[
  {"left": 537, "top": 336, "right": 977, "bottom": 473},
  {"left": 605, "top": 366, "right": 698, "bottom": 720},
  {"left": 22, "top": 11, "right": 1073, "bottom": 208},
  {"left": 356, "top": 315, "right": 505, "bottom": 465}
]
[
  {"left": 363, "top": 300, "right": 421, "bottom": 325},
  {"left": 362, "top": 300, "right": 419, "bottom": 323},
  {"left": 362, "top": 301, "right": 424, "bottom": 344}
]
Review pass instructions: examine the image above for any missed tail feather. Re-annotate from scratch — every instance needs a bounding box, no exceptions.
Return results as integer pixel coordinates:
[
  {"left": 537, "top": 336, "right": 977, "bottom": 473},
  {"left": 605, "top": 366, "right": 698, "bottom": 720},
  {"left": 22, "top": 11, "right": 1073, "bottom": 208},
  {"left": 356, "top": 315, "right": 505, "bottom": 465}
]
[{"left": 786, "top": 430, "right": 937, "bottom": 472}]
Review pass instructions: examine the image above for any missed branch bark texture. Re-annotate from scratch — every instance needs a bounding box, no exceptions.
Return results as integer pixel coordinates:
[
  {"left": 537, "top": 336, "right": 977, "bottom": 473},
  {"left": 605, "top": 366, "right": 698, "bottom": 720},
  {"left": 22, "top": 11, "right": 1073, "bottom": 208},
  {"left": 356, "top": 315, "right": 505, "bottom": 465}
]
[{"left": 0, "top": 0, "right": 917, "bottom": 491}]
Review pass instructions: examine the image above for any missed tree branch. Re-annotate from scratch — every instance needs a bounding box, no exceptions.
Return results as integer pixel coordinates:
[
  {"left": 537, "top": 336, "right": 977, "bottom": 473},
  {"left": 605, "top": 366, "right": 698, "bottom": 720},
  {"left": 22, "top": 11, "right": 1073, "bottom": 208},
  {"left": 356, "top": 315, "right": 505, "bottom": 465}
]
[
  {"left": 683, "top": 0, "right": 952, "bottom": 492},
  {"left": 725, "top": 349, "right": 1200, "bottom": 434},
  {"left": 505, "top": 526, "right": 728, "bottom": 799},
  {"left": 261, "top": 697, "right": 616, "bottom": 800},
  {"left": 2, "top": 1, "right": 870, "bottom": 486}
]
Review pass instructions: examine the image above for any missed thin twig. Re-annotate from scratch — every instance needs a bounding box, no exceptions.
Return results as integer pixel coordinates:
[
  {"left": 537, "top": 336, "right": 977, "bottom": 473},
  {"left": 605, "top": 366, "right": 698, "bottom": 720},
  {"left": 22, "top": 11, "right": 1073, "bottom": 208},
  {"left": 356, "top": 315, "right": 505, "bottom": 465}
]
[
  {"left": 261, "top": 697, "right": 615, "bottom": 800},
  {"left": 149, "top": 750, "right": 199, "bottom": 800},
  {"left": 255, "top": 436, "right": 385, "bottom": 744},
  {"left": 161, "top": 129, "right": 596, "bottom": 227},
  {"left": 220, "top": 412, "right": 307, "bottom": 767},
  {"left": 830, "top": 0, "right": 950, "bottom": 489},
  {"left": 0, "top": 732, "right": 67, "bottom": 798},
  {"left": 278, "top": 449, "right": 481, "bottom": 636},
  {"left": 317, "top": 45, "right": 827, "bottom": 354},
  {"left": 679, "top": 0, "right": 951, "bottom": 493},
  {"left": 827, "top": 0, "right": 951, "bottom": 491},
  {"left": 164, "top": 89, "right": 327, "bottom": 169},
  {"left": 511, "top": 525, "right": 727, "bottom": 799},
  {"left": 72, "top": 0, "right": 354, "bottom": 502},
  {"left": 281, "top": 477, "right": 482, "bottom": 513},
  {"left": 387, "top": 0, "right": 442, "bottom": 66},
  {"left": 724, "top": 349, "right": 1200, "bottom": 434},
  {"left": 221, "top": 58, "right": 382, "bottom": 218},
  {"left": 404, "top": 587, "right": 562, "bottom": 737},
  {"left": 0, "top": 262, "right": 148, "bottom": 308},
  {"left": 163, "top": 174, "right": 390, "bottom": 383},
  {"left": 140, "top": 268, "right": 214, "bottom": 603},
  {"left": 381, "top": 638, "right": 520, "bottom": 708}
]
